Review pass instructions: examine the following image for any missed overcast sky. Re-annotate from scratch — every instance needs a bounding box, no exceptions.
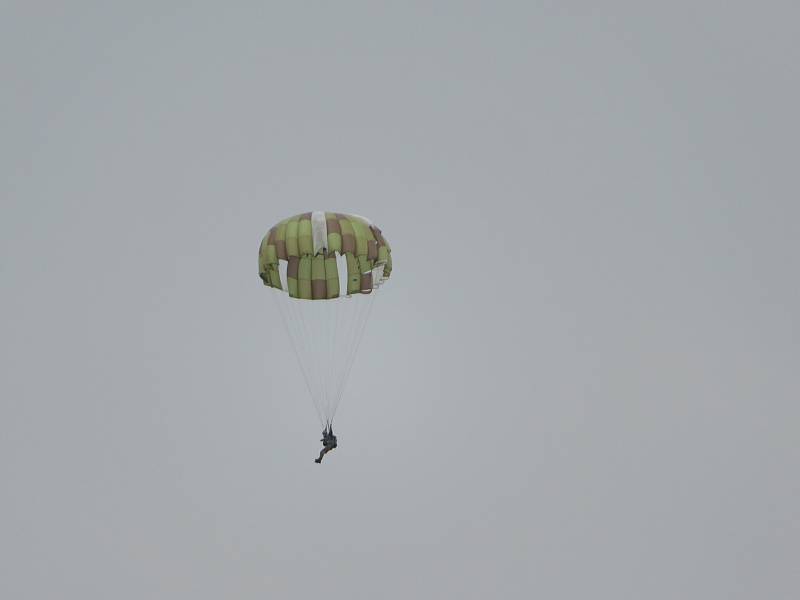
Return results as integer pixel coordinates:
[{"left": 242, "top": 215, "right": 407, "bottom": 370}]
[{"left": 2, "top": 3, "right": 799, "bottom": 599}]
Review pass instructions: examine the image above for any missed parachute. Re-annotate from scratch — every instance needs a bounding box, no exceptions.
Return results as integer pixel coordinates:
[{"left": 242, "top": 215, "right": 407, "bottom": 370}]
[{"left": 258, "top": 212, "right": 393, "bottom": 427}]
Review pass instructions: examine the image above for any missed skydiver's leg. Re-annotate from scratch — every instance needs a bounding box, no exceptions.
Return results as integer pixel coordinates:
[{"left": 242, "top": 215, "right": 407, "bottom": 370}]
[{"left": 315, "top": 446, "right": 332, "bottom": 463}]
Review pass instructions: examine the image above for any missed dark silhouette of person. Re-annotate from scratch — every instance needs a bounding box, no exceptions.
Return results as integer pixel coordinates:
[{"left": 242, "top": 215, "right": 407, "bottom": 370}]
[{"left": 315, "top": 424, "right": 337, "bottom": 463}]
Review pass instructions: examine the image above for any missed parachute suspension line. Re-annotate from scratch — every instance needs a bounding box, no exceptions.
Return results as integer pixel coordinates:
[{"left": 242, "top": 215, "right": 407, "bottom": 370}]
[
  {"left": 329, "top": 297, "right": 339, "bottom": 420},
  {"left": 271, "top": 291, "right": 311, "bottom": 401},
  {"left": 287, "top": 294, "right": 327, "bottom": 427},
  {"left": 284, "top": 298, "right": 312, "bottom": 417},
  {"left": 332, "top": 293, "right": 365, "bottom": 414},
  {"left": 270, "top": 284, "right": 380, "bottom": 427},
  {"left": 293, "top": 294, "right": 344, "bottom": 425},
  {"left": 326, "top": 297, "right": 340, "bottom": 422},
  {"left": 270, "top": 291, "right": 324, "bottom": 427},
  {"left": 342, "top": 291, "right": 376, "bottom": 409},
  {"left": 295, "top": 297, "right": 327, "bottom": 425},
  {"left": 322, "top": 297, "right": 332, "bottom": 419},
  {"left": 319, "top": 299, "right": 334, "bottom": 421},
  {"left": 333, "top": 295, "right": 350, "bottom": 417},
  {"left": 282, "top": 296, "right": 317, "bottom": 420},
  {"left": 289, "top": 295, "right": 326, "bottom": 426},
  {"left": 334, "top": 298, "right": 344, "bottom": 414},
  {"left": 334, "top": 293, "right": 368, "bottom": 414},
  {"left": 330, "top": 297, "right": 353, "bottom": 418},
  {"left": 325, "top": 298, "right": 334, "bottom": 420},
  {"left": 331, "top": 291, "right": 377, "bottom": 417},
  {"left": 329, "top": 295, "right": 353, "bottom": 422},
  {"left": 289, "top": 295, "right": 324, "bottom": 423}
]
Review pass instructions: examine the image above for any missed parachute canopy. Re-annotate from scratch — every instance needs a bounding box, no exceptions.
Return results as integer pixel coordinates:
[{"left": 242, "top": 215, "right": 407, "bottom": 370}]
[
  {"left": 259, "top": 212, "right": 392, "bottom": 299},
  {"left": 258, "top": 212, "right": 393, "bottom": 427}
]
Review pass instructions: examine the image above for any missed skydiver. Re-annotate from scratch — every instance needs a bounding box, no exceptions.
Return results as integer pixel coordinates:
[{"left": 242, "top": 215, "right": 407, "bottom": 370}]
[{"left": 314, "top": 424, "right": 337, "bottom": 463}]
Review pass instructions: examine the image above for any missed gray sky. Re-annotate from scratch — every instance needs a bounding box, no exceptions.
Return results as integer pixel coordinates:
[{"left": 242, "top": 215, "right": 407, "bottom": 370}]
[{"left": 2, "top": 3, "right": 799, "bottom": 599}]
